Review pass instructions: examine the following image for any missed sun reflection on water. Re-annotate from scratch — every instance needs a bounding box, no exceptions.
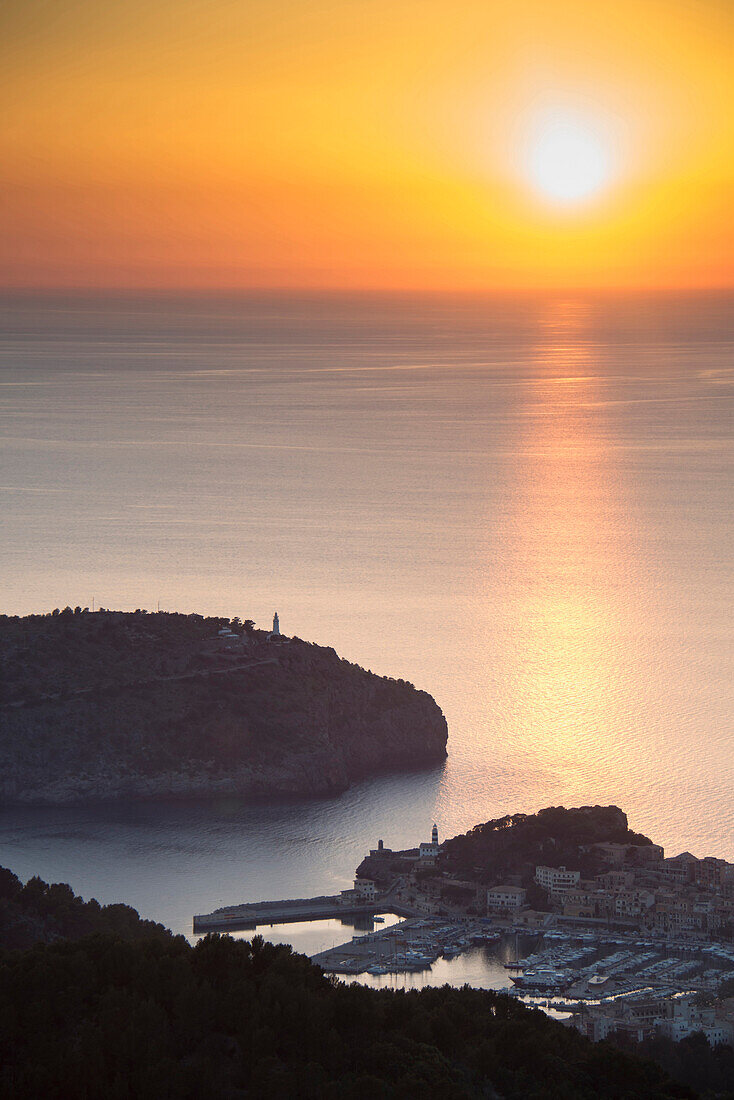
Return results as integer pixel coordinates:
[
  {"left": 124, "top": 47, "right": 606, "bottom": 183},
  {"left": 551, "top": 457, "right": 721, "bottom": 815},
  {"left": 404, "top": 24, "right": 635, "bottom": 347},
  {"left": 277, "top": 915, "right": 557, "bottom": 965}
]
[{"left": 488, "top": 300, "right": 647, "bottom": 798}]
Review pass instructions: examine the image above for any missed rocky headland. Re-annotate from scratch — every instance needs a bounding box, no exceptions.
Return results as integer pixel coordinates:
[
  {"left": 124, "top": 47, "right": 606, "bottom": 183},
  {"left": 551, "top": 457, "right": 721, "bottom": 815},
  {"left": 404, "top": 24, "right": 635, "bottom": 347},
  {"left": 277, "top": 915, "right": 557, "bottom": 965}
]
[{"left": 0, "top": 609, "right": 448, "bottom": 804}]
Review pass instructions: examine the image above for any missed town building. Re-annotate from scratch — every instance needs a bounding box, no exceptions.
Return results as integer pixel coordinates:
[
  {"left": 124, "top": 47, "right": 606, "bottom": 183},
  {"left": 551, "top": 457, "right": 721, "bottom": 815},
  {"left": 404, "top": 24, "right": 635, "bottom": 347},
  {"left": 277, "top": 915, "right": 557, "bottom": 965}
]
[
  {"left": 535, "top": 865, "right": 581, "bottom": 897},
  {"left": 599, "top": 870, "right": 635, "bottom": 891},
  {"left": 571, "top": 994, "right": 734, "bottom": 1048},
  {"left": 661, "top": 852, "right": 698, "bottom": 884},
  {"left": 487, "top": 885, "right": 527, "bottom": 911},
  {"left": 629, "top": 843, "right": 665, "bottom": 865},
  {"left": 339, "top": 877, "right": 378, "bottom": 907},
  {"left": 354, "top": 877, "right": 377, "bottom": 901},
  {"left": 591, "top": 842, "right": 631, "bottom": 865}
]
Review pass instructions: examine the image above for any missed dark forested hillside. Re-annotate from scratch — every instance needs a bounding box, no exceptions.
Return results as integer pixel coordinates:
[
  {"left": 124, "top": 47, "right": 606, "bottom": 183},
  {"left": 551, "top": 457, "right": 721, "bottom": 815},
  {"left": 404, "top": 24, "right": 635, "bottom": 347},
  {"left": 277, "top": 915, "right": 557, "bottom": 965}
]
[
  {"left": 0, "top": 866, "right": 170, "bottom": 950},
  {"left": 0, "top": 609, "right": 447, "bottom": 803},
  {"left": 0, "top": 931, "right": 694, "bottom": 1100},
  {"left": 2, "top": 868, "right": 727, "bottom": 1098},
  {"left": 440, "top": 804, "right": 653, "bottom": 884}
]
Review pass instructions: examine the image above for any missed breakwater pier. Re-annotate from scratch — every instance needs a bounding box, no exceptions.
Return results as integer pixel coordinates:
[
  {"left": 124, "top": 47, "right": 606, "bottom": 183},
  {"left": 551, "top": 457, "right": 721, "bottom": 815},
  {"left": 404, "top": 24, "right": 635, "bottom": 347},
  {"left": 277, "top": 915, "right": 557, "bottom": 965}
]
[{"left": 193, "top": 894, "right": 414, "bottom": 934}]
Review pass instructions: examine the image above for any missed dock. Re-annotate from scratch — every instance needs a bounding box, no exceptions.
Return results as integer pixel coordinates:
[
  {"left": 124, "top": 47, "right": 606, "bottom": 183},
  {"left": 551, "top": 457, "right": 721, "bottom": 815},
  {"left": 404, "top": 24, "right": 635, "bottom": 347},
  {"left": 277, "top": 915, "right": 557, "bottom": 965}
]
[
  {"left": 193, "top": 894, "right": 413, "bottom": 934},
  {"left": 311, "top": 917, "right": 505, "bottom": 975}
]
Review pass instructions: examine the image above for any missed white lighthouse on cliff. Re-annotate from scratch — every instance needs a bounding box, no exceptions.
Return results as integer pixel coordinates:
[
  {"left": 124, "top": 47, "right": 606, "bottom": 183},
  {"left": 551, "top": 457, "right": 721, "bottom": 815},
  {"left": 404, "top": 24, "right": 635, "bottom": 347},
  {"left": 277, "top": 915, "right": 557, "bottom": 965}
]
[
  {"left": 267, "top": 611, "right": 287, "bottom": 644},
  {"left": 419, "top": 823, "right": 440, "bottom": 862}
]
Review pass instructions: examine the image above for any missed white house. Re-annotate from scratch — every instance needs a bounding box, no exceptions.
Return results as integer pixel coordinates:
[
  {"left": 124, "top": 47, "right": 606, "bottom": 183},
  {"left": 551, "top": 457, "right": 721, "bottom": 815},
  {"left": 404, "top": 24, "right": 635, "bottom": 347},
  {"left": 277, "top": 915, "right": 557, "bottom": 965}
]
[
  {"left": 216, "top": 627, "right": 240, "bottom": 650},
  {"left": 354, "top": 877, "right": 377, "bottom": 902},
  {"left": 535, "top": 865, "right": 581, "bottom": 896},
  {"left": 487, "top": 885, "right": 527, "bottom": 911},
  {"left": 657, "top": 997, "right": 734, "bottom": 1045}
]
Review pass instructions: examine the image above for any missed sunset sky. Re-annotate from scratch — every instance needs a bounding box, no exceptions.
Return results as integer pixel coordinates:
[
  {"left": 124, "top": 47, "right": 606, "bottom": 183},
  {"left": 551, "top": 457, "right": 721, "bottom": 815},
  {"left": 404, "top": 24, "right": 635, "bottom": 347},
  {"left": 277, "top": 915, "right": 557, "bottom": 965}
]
[{"left": 3, "top": 0, "right": 733, "bottom": 290}]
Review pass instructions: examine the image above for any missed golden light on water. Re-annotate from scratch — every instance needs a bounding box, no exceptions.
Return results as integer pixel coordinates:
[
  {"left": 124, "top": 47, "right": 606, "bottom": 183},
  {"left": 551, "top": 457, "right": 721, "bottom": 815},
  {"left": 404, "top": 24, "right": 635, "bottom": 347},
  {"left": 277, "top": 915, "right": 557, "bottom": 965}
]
[{"left": 491, "top": 299, "right": 645, "bottom": 798}]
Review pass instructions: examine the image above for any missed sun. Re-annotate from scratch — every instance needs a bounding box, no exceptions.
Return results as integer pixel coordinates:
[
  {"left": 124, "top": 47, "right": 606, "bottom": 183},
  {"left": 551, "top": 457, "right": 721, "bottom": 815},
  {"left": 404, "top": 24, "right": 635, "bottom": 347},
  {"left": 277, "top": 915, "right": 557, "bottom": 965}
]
[{"left": 527, "top": 113, "right": 612, "bottom": 204}]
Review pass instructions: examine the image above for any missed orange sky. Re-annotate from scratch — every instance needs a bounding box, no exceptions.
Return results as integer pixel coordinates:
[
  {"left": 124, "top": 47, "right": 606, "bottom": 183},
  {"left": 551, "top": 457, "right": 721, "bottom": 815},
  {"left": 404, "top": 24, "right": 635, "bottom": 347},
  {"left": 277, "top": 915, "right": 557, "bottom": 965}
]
[{"left": 2, "top": 0, "right": 733, "bottom": 290}]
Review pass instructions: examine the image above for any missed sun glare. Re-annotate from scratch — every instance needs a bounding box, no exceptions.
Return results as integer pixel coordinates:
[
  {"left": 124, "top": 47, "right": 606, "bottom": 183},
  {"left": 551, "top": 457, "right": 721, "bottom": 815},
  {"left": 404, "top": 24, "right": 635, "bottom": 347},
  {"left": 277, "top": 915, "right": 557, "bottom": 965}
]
[{"left": 527, "top": 114, "right": 612, "bottom": 204}]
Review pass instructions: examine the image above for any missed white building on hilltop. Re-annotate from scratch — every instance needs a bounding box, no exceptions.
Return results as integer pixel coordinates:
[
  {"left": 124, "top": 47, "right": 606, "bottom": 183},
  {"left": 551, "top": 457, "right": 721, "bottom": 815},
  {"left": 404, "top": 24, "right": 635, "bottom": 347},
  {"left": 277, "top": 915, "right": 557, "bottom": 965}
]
[
  {"left": 268, "top": 611, "right": 286, "bottom": 643},
  {"left": 217, "top": 626, "right": 240, "bottom": 650}
]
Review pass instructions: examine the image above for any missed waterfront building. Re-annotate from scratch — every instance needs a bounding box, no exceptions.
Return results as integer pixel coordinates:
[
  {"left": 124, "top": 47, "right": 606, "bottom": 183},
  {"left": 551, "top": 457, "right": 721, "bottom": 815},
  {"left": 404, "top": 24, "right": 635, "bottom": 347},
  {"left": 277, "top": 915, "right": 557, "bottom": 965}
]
[
  {"left": 338, "top": 877, "right": 378, "bottom": 906},
  {"left": 354, "top": 877, "right": 377, "bottom": 902},
  {"left": 658, "top": 997, "right": 734, "bottom": 1045},
  {"left": 487, "top": 885, "right": 526, "bottom": 911},
  {"left": 563, "top": 900, "right": 596, "bottom": 920}
]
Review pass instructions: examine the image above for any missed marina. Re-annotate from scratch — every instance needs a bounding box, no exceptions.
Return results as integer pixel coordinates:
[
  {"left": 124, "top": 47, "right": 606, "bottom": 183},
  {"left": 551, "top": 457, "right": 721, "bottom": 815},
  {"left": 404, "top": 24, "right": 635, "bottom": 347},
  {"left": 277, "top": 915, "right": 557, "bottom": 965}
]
[
  {"left": 503, "top": 935, "right": 734, "bottom": 1009},
  {"left": 312, "top": 922, "right": 734, "bottom": 998},
  {"left": 193, "top": 811, "right": 734, "bottom": 1009},
  {"left": 310, "top": 917, "right": 504, "bottom": 975},
  {"left": 197, "top": 889, "right": 734, "bottom": 1007}
]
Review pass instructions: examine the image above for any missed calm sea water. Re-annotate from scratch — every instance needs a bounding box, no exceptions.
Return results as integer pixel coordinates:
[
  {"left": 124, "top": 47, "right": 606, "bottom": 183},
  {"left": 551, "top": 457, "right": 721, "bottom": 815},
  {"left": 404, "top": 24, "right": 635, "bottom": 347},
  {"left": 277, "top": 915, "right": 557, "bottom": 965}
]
[{"left": 1, "top": 291, "right": 732, "bottom": 959}]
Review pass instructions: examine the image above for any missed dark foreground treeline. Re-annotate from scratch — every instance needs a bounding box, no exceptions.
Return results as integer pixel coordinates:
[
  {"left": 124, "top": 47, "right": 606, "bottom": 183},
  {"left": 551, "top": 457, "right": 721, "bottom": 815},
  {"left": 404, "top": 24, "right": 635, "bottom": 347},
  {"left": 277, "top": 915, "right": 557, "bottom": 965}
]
[
  {"left": 0, "top": 866, "right": 169, "bottom": 950},
  {"left": 0, "top": 933, "right": 691, "bottom": 1100},
  {"left": 614, "top": 1031, "right": 734, "bottom": 1100},
  {"left": 0, "top": 866, "right": 730, "bottom": 1099}
]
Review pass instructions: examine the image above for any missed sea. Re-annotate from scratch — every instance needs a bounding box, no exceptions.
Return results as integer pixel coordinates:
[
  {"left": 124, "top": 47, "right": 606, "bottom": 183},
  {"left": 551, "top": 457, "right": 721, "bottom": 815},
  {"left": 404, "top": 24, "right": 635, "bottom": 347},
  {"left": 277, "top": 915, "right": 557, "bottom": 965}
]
[{"left": 1, "top": 289, "right": 732, "bottom": 982}]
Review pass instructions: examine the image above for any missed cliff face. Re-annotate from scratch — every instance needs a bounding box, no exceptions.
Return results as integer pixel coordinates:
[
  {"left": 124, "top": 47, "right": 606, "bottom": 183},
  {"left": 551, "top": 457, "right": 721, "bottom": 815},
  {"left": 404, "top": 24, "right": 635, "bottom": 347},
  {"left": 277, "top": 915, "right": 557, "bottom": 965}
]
[{"left": 0, "top": 611, "right": 448, "bottom": 804}]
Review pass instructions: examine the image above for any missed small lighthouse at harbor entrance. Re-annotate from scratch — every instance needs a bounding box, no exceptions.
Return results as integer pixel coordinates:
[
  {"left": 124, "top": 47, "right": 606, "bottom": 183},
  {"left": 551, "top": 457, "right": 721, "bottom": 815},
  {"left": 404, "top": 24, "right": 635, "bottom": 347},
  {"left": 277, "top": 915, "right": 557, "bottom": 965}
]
[
  {"left": 419, "top": 823, "right": 440, "bottom": 862},
  {"left": 272, "top": 611, "right": 280, "bottom": 635}
]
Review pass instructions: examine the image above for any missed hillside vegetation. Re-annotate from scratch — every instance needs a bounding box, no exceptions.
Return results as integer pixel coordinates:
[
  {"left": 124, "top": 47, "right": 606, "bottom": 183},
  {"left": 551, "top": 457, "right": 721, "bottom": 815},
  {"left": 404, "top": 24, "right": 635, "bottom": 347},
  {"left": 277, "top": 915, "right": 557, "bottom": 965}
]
[
  {"left": 439, "top": 805, "right": 653, "bottom": 884},
  {"left": 0, "top": 929, "right": 693, "bottom": 1099},
  {"left": 0, "top": 866, "right": 170, "bottom": 951},
  {"left": 3, "top": 868, "right": 732, "bottom": 1096}
]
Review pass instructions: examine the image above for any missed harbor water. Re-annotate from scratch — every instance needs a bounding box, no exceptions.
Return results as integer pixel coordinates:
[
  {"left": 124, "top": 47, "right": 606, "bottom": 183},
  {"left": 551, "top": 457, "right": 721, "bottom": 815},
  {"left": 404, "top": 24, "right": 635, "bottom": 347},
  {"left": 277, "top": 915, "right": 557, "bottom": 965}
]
[{"left": 1, "top": 290, "right": 732, "bottom": 981}]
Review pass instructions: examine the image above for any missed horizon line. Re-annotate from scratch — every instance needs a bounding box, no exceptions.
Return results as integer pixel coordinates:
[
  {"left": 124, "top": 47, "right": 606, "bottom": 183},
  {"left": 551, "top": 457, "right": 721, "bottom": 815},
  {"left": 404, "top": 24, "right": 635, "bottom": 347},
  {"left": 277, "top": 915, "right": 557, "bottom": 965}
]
[{"left": 2, "top": 283, "right": 733, "bottom": 298}]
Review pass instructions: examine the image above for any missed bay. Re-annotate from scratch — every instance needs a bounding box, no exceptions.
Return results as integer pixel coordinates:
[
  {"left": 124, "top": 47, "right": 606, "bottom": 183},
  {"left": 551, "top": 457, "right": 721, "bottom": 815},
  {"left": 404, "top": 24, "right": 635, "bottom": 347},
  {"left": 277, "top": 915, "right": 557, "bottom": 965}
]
[{"left": 1, "top": 290, "right": 732, "bottom": 964}]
